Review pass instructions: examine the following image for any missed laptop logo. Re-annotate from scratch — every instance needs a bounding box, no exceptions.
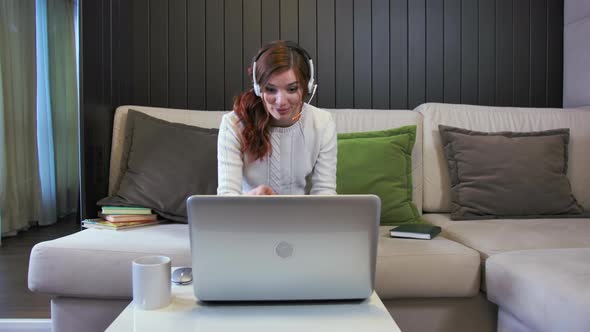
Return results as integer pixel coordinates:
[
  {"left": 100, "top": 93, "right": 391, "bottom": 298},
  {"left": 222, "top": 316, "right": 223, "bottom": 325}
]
[{"left": 275, "top": 241, "right": 294, "bottom": 258}]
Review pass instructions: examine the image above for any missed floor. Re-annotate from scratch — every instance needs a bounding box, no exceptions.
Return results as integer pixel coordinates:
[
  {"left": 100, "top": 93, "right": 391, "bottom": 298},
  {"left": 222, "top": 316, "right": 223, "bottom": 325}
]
[{"left": 0, "top": 215, "right": 81, "bottom": 318}]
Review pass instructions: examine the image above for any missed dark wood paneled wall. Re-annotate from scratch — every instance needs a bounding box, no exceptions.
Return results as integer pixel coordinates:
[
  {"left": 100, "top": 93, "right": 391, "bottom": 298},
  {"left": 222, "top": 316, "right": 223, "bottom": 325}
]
[{"left": 80, "top": 0, "right": 564, "bottom": 218}]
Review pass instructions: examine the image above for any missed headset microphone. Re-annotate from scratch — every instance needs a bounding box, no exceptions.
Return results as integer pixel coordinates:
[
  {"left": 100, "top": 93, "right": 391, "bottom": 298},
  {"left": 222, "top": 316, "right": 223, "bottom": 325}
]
[{"left": 292, "top": 84, "right": 318, "bottom": 121}]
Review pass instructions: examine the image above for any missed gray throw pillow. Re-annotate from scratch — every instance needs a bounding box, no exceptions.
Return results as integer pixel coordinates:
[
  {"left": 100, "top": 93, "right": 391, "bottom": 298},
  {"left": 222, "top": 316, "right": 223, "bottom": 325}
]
[
  {"left": 439, "top": 125, "right": 584, "bottom": 220},
  {"left": 97, "top": 110, "right": 219, "bottom": 222}
]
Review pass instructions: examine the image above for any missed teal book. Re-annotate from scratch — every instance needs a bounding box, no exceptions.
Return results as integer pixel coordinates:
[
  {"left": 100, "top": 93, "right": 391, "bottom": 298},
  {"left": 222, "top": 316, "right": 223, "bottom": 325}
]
[{"left": 389, "top": 224, "right": 442, "bottom": 240}]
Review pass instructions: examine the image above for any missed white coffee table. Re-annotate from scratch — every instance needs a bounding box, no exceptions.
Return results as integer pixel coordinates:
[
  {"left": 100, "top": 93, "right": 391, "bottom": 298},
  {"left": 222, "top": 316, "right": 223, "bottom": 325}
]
[{"left": 106, "top": 283, "right": 401, "bottom": 331}]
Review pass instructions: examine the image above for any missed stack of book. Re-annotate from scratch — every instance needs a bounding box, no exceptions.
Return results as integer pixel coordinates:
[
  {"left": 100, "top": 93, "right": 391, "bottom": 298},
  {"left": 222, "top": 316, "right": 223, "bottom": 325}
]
[{"left": 82, "top": 206, "right": 160, "bottom": 230}]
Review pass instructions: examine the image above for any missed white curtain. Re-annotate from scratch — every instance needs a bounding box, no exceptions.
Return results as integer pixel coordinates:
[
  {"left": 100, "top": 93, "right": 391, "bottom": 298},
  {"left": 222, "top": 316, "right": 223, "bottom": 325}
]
[
  {"left": 0, "top": 1, "right": 40, "bottom": 239},
  {"left": 0, "top": 0, "right": 79, "bottom": 241},
  {"left": 36, "top": 0, "right": 79, "bottom": 225},
  {"left": 46, "top": 0, "right": 79, "bottom": 219},
  {"left": 36, "top": 0, "right": 57, "bottom": 225}
]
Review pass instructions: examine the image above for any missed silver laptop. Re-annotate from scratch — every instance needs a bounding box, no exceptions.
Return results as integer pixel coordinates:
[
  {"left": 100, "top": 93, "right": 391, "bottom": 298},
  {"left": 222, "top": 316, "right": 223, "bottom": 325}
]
[{"left": 186, "top": 194, "right": 380, "bottom": 302}]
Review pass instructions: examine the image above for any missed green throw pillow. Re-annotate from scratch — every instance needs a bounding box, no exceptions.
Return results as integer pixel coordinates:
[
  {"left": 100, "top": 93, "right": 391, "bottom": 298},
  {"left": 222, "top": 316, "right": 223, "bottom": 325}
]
[{"left": 337, "top": 126, "right": 422, "bottom": 225}]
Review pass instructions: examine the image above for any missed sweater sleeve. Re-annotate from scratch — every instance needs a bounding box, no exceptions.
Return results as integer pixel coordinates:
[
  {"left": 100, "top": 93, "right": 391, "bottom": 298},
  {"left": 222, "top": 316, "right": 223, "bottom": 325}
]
[
  {"left": 217, "top": 114, "right": 244, "bottom": 195},
  {"left": 310, "top": 113, "right": 337, "bottom": 195}
]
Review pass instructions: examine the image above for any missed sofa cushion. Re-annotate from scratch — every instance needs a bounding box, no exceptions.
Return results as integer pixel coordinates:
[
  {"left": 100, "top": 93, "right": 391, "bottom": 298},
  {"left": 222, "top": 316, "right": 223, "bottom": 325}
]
[
  {"left": 329, "top": 109, "right": 424, "bottom": 213},
  {"left": 337, "top": 126, "right": 421, "bottom": 225},
  {"left": 375, "top": 226, "right": 481, "bottom": 299},
  {"left": 99, "top": 110, "right": 219, "bottom": 222},
  {"left": 108, "top": 106, "right": 228, "bottom": 195},
  {"left": 438, "top": 125, "right": 583, "bottom": 220},
  {"left": 28, "top": 224, "right": 191, "bottom": 298},
  {"left": 423, "top": 213, "right": 590, "bottom": 260},
  {"left": 486, "top": 249, "right": 590, "bottom": 332},
  {"left": 418, "top": 103, "right": 590, "bottom": 213}
]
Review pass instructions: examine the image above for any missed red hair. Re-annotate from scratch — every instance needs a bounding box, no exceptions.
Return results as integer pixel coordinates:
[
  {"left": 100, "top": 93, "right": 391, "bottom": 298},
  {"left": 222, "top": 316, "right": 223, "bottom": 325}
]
[
  {"left": 233, "top": 91, "right": 272, "bottom": 161},
  {"left": 233, "top": 41, "right": 310, "bottom": 161}
]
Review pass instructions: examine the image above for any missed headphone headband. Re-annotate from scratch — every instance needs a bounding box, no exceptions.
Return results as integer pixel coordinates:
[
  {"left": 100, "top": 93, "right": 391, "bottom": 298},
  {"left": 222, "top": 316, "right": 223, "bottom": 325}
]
[{"left": 252, "top": 41, "right": 316, "bottom": 97}]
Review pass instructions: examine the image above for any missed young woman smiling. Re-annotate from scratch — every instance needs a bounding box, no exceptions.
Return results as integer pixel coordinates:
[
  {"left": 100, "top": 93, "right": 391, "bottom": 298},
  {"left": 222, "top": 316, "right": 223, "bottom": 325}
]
[{"left": 217, "top": 40, "right": 337, "bottom": 196}]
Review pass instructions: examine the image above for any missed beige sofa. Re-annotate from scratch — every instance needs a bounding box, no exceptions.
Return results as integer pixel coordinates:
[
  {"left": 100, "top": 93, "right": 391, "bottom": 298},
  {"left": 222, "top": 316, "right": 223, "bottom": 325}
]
[{"left": 28, "top": 103, "right": 590, "bottom": 332}]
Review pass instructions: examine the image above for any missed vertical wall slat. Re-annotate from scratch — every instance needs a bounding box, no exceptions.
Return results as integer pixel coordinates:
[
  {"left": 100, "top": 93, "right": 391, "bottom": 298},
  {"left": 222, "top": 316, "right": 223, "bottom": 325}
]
[
  {"left": 317, "top": 0, "right": 336, "bottom": 108},
  {"left": 335, "top": 0, "right": 354, "bottom": 108},
  {"left": 354, "top": 0, "right": 372, "bottom": 108},
  {"left": 372, "top": 0, "right": 390, "bottom": 109},
  {"left": 444, "top": 0, "right": 461, "bottom": 103},
  {"left": 101, "top": 0, "right": 112, "bottom": 103},
  {"left": 205, "top": 0, "right": 225, "bottom": 110},
  {"left": 169, "top": 0, "right": 188, "bottom": 109},
  {"left": 187, "top": 0, "right": 206, "bottom": 109},
  {"left": 426, "top": 0, "right": 443, "bottom": 103},
  {"left": 530, "top": 0, "right": 548, "bottom": 107},
  {"left": 390, "top": 0, "right": 408, "bottom": 109},
  {"left": 112, "top": 0, "right": 122, "bottom": 107},
  {"left": 81, "top": 1, "right": 101, "bottom": 104},
  {"left": 225, "top": 0, "right": 243, "bottom": 109},
  {"left": 261, "top": 0, "right": 279, "bottom": 44},
  {"left": 547, "top": 0, "right": 563, "bottom": 107},
  {"left": 461, "top": 0, "right": 478, "bottom": 105},
  {"left": 408, "top": 0, "right": 426, "bottom": 109},
  {"left": 131, "top": 0, "right": 150, "bottom": 105},
  {"left": 299, "top": 0, "right": 317, "bottom": 105},
  {"left": 513, "top": 0, "right": 530, "bottom": 107},
  {"left": 496, "top": 0, "right": 514, "bottom": 106},
  {"left": 280, "top": 0, "right": 298, "bottom": 42},
  {"left": 149, "top": 0, "right": 169, "bottom": 107},
  {"left": 478, "top": 0, "right": 495, "bottom": 106},
  {"left": 80, "top": 0, "right": 114, "bottom": 218},
  {"left": 112, "top": 0, "right": 132, "bottom": 107},
  {"left": 299, "top": 0, "right": 317, "bottom": 61},
  {"left": 243, "top": 0, "right": 261, "bottom": 93}
]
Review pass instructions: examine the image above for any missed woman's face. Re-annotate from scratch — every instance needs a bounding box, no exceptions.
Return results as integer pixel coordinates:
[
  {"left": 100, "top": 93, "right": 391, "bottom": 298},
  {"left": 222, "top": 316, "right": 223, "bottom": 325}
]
[{"left": 261, "top": 69, "right": 304, "bottom": 127}]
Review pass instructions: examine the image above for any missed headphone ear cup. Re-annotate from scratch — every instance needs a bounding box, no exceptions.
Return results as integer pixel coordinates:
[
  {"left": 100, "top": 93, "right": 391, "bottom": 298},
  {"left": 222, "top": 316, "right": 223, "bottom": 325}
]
[
  {"left": 252, "top": 61, "right": 261, "bottom": 96},
  {"left": 306, "top": 59, "right": 315, "bottom": 95},
  {"left": 253, "top": 82, "right": 261, "bottom": 96}
]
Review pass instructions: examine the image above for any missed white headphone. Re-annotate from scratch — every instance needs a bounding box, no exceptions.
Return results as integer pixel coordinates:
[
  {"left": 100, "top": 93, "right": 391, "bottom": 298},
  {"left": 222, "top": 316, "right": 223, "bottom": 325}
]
[{"left": 252, "top": 41, "right": 316, "bottom": 97}]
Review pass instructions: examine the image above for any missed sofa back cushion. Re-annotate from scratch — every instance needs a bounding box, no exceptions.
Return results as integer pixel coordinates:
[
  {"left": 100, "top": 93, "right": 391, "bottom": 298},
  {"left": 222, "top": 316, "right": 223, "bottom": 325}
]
[
  {"left": 99, "top": 110, "right": 219, "bottom": 222},
  {"left": 418, "top": 103, "right": 590, "bottom": 213},
  {"left": 328, "top": 109, "right": 423, "bottom": 213},
  {"left": 109, "top": 106, "right": 228, "bottom": 195},
  {"left": 110, "top": 106, "right": 423, "bottom": 212},
  {"left": 439, "top": 125, "right": 583, "bottom": 219},
  {"left": 337, "top": 126, "right": 421, "bottom": 225}
]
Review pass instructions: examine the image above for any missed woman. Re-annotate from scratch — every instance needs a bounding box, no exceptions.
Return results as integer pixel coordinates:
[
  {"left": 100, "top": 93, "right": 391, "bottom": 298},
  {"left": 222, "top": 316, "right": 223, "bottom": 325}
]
[{"left": 217, "top": 40, "right": 337, "bottom": 195}]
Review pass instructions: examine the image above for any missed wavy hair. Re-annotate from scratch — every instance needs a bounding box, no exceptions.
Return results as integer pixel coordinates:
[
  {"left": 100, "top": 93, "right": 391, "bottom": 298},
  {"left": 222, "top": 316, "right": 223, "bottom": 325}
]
[{"left": 233, "top": 40, "right": 310, "bottom": 161}]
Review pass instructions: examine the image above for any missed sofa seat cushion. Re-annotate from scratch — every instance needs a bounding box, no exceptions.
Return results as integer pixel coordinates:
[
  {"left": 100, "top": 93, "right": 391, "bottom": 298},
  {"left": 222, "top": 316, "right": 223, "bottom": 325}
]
[
  {"left": 423, "top": 214, "right": 590, "bottom": 259},
  {"left": 486, "top": 249, "right": 590, "bottom": 332},
  {"left": 375, "top": 226, "right": 481, "bottom": 299},
  {"left": 29, "top": 222, "right": 480, "bottom": 300},
  {"left": 28, "top": 224, "right": 191, "bottom": 299}
]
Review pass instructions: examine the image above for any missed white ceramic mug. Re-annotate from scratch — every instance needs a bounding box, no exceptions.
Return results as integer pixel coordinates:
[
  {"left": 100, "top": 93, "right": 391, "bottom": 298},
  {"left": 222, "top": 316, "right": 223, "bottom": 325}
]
[{"left": 132, "top": 255, "right": 171, "bottom": 310}]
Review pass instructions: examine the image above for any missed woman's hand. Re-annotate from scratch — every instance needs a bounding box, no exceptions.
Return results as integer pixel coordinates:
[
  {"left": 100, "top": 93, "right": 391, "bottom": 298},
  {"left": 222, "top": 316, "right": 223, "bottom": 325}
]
[{"left": 247, "top": 185, "right": 275, "bottom": 195}]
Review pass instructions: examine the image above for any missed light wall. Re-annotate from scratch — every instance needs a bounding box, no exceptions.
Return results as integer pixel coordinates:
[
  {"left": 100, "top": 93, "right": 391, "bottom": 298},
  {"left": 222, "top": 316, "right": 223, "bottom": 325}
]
[{"left": 564, "top": 0, "right": 590, "bottom": 107}]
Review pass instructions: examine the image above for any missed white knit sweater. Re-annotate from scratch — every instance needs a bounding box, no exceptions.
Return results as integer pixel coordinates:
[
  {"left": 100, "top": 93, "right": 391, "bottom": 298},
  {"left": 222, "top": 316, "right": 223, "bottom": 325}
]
[{"left": 217, "top": 104, "right": 337, "bottom": 195}]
